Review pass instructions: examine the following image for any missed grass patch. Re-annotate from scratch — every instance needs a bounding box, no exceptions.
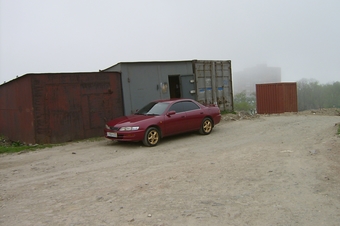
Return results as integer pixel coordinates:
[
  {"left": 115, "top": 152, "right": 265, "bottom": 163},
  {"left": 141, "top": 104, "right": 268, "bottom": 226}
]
[
  {"left": 0, "top": 144, "right": 55, "bottom": 154},
  {"left": 0, "top": 135, "right": 105, "bottom": 154},
  {"left": 0, "top": 135, "right": 57, "bottom": 154},
  {"left": 221, "top": 110, "right": 236, "bottom": 115}
]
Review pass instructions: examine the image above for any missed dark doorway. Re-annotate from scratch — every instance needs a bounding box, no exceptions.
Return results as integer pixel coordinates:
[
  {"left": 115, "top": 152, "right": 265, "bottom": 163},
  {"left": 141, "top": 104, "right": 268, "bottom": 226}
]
[{"left": 168, "top": 75, "right": 181, "bottom": 98}]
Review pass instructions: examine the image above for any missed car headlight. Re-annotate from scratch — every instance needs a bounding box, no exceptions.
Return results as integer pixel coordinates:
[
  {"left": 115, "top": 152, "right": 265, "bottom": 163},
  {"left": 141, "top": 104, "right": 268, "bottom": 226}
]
[
  {"left": 105, "top": 124, "right": 110, "bottom": 129},
  {"left": 119, "top": 126, "right": 139, "bottom": 131}
]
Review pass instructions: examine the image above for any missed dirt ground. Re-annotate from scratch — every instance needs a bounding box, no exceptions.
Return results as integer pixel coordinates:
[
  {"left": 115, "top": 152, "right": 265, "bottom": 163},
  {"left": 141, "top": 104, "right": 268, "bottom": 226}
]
[{"left": 1, "top": 109, "right": 340, "bottom": 226}]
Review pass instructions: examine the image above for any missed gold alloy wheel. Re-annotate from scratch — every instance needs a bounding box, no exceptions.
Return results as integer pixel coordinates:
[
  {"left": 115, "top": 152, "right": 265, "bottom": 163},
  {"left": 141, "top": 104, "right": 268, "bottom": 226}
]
[
  {"left": 147, "top": 129, "right": 159, "bottom": 145},
  {"left": 203, "top": 119, "right": 212, "bottom": 133}
]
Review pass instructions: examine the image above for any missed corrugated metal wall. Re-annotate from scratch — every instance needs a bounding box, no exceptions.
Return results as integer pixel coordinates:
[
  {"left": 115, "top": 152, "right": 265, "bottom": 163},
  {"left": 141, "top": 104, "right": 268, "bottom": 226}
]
[
  {"left": 0, "top": 72, "right": 123, "bottom": 144},
  {"left": 32, "top": 72, "right": 123, "bottom": 143},
  {"left": 256, "top": 82, "right": 298, "bottom": 114},
  {"left": 0, "top": 76, "right": 35, "bottom": 144},
  {"left": 194, "top": 60, "right": 233, "bottom": 111}
]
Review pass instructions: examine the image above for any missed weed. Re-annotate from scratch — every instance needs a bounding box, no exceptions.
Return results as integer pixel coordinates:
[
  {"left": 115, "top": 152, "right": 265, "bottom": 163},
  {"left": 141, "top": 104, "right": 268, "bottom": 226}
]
[
  {"left": 0, "top": 135, "right": 103, "bottom": 154},
  {"left": 221, "top": 110, "right": 236, "bottom": 115},
  {"left": 11, "top": 140, "right": 24, "bottom": 147},
  {"left": 0, "top": 135, "right": 55, "bottom": 154}
]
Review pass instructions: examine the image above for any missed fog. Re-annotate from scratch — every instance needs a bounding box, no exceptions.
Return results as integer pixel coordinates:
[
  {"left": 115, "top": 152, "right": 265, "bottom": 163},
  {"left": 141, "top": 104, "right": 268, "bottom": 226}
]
[{"left": 1, "top": 0, "right": 339, "bottom": 84}]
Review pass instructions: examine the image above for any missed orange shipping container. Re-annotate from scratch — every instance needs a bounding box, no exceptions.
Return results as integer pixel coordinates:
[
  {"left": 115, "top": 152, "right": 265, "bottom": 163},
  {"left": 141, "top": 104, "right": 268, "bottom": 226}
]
[{"left": 256, "top": 82, "right": 298, "bottom": 114}]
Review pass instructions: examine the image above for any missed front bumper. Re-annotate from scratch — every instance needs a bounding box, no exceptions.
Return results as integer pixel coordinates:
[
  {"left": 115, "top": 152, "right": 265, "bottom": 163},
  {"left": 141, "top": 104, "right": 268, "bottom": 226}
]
[{"left": 104, "top": 129, "right": 145, "bottom": 142}]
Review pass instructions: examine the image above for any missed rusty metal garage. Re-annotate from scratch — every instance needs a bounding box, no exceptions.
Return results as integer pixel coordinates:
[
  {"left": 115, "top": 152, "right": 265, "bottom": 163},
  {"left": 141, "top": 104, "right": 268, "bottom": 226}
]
[{"left": 0, "top": 72, "right": 123, "bottom": 144}]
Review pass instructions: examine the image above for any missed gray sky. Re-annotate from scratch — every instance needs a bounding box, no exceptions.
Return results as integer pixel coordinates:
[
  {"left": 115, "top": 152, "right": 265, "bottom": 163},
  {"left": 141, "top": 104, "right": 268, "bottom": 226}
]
[{"left": 1, "top": 0, "right": 339, "bottom": 84}]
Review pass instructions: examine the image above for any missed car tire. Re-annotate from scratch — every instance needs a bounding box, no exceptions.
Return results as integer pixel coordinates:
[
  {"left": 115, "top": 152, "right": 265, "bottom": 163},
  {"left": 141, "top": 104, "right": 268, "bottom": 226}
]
[
  {"left": 143, "top": 127, "right": 160, "bottom": 147},
  {"left": 199, "top": 118, "right": 213, "bottom": 135}
]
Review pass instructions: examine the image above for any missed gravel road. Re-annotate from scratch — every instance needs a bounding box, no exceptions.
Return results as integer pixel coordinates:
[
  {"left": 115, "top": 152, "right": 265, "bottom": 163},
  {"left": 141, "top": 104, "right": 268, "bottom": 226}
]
[{"left": 1, "top": 113, "right": 340, "bottom": 226}]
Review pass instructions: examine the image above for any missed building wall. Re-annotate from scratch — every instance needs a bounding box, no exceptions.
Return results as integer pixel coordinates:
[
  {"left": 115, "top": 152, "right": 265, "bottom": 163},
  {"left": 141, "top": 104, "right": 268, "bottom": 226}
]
[
  {"left": 0, "top": 76, "right": 35, "bottom": 144},
  {"left": 106, "top": 61, "right": 193, "bottom": 114},
  {"left": 31, "top": 72, "right": 123, "bottom": 143},
  {"left": 0, "top": 72, "right": 124, "bottom": 144},
  {"left": 105, "top": 60, "right": 234, "bottom": 114}
]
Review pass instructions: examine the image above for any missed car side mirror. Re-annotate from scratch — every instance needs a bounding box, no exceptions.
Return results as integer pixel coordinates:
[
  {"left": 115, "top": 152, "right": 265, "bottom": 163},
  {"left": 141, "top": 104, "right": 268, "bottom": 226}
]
[{"left": 166, "top": 110, "right": 176, "bottom": 116}]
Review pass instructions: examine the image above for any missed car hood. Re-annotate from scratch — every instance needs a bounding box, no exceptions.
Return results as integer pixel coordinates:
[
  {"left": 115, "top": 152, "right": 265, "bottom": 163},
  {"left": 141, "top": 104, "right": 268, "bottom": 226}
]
[{"left": 107, "top": 114, "right": 158, "bottom": 126}]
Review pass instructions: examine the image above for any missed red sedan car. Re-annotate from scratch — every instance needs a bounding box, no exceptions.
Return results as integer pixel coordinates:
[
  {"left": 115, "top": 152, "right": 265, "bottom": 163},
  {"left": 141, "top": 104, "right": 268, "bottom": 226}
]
[{"left": 104, "top": 99, "right": 221, "bottom": 146}]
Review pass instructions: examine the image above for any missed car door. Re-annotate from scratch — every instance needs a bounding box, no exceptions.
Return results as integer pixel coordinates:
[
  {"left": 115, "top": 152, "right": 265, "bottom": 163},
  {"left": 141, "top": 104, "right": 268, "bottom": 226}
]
[
  {"left": 162, "top": 102, "right": 187, "bottom": 136},
  {"left": 182, "top": 101, "right": 204, "bottom": 131}
]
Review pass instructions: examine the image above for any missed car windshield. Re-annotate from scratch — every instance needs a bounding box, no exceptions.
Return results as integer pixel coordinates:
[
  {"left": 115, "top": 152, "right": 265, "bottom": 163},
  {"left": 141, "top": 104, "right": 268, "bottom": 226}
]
[{"left": 135, "top": 102, "right": 169, "bottom": 116}]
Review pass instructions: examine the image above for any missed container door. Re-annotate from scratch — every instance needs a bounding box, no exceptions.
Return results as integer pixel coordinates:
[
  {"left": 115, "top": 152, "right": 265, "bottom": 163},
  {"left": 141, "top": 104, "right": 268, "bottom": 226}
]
[
  {"left": 194, "top": 60, "right": 233, "bottom": 111},
  {"left": 180, "top": 74, "right": 196, "bottom": 100}
]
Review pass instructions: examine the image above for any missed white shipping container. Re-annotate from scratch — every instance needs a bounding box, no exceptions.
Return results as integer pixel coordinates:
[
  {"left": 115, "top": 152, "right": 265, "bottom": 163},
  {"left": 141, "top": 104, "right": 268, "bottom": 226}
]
[{"left": 193, "top": 60, "right": 233, "bottom": 111}]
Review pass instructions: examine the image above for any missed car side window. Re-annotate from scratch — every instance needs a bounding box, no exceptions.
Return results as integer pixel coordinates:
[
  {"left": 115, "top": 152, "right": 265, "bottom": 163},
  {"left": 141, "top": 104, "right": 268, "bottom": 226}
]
[
  {"left": 169, "top": 102, "right": 184, "bottom": 113},
  {"left": 169, "top": 101, "right": 200, "bottom": 113},
  {"left": 181, "top": 101, "right": 200, "bottom": 112}
]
